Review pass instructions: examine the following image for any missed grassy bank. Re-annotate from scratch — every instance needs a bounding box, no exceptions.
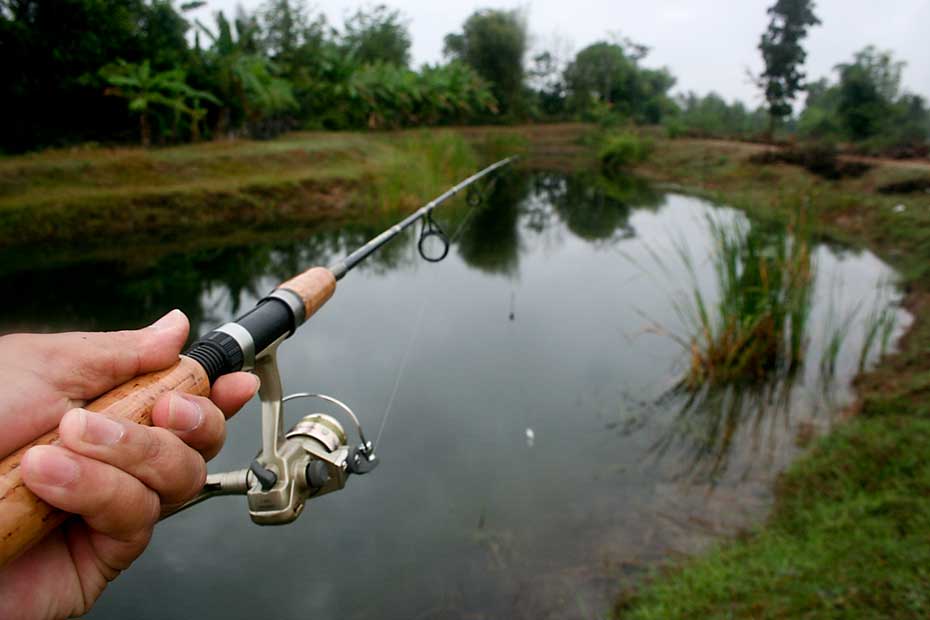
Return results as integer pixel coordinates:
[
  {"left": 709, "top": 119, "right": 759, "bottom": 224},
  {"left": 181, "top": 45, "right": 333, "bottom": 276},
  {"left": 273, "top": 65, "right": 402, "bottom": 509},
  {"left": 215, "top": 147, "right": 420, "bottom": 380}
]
[
  {"left": 617, "top": 137, "right": 930, "bottom": 618},
  {"left": 0, "top": 127, "right": 538, "bottom": 253}
]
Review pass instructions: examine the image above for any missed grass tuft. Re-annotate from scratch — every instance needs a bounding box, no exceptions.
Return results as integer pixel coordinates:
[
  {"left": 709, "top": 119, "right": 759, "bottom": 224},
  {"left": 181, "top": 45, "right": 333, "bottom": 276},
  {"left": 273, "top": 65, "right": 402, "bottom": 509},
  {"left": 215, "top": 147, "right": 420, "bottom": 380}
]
[{"left": 674, "top": 209, "right": 814, "bottom": 389}]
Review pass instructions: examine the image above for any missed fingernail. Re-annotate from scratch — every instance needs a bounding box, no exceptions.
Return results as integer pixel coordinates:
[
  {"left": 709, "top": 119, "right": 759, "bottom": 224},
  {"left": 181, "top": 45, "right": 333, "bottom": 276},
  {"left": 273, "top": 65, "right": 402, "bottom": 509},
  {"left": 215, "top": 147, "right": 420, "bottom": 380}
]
[
  {"left": 27, "top": 448, "right": 79, "bottom": 487},
  {"left": 168, "top": 393, "right": 204, "bottom": 431},
  {"left": 149, "top": 309, "right": 184, "bottom": 332},
  {"left": 252, "top": 374, "right": 261, "bottom": 392},
  {"left": 78, "top": 410, "right": 125, "bottom": 446}
]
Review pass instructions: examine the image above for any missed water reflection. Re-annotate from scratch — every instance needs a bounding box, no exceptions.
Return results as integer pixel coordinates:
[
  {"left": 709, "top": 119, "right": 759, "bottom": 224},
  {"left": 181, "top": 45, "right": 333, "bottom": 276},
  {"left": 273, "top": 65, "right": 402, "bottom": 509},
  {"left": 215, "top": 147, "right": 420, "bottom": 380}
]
[
  {"left": 544, "top": 172, "right": 661, "bottom": 243},
  {"left": 0, "top": 171, "right": 907, "bottom": 620},
  {"left": 456, "top": 172, "right": 526, "bottom": 275},
  {"left": 0, "top": 223, "right": 414, "bottom": 334},
  {"left": 455, "top": 171, "right": 662, "bottom": 277}
]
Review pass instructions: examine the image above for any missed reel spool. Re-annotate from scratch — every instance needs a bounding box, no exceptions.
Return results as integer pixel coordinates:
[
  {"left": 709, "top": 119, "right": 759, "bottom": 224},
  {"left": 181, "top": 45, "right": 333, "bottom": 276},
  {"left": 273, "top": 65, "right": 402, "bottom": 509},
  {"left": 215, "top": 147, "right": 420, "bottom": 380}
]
[{"left": 166, "top": 349, "right": 378, "bottom": 525}]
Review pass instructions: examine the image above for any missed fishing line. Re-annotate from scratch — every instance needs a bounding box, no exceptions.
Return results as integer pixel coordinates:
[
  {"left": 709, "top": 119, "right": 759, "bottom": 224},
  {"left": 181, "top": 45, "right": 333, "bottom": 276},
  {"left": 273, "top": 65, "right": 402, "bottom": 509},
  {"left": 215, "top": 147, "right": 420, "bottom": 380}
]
[{"left": 372, "top": 186, "right": 489, "bottom": 450}]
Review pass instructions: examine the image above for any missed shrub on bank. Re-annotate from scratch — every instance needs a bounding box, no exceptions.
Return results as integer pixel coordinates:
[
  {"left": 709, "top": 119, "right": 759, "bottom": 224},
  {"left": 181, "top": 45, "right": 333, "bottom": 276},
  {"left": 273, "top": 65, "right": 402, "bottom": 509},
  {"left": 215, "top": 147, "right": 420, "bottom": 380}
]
[{"left": 599, "top": 133, "right": 653, "bottom": 174}]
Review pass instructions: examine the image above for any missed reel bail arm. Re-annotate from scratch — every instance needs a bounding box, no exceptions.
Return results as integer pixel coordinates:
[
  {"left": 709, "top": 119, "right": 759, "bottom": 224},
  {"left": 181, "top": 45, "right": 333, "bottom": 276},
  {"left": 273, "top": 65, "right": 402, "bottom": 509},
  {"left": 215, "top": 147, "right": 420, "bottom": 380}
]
[{"left": 164, "top": 343, "right": 377, "bottom": 523}]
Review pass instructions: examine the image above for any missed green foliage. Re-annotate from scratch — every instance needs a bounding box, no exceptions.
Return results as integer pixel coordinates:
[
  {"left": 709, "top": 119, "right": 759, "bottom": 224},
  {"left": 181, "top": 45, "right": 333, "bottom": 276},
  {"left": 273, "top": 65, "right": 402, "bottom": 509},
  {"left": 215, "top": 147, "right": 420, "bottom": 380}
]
[
  {"left": 665, "top": 92, "right": 768, "bottom": 139},
  {"left": 796, "top": 77, "right": 843, "bottom": 137},
  {"left": 0, "top": 0, "right": 196, "bottom": 150},
  {"left": 757, "top": 0, "right": 821, "bottom": 133},
  {"left": 798, "top": 46, "right": 930, "bottom": 154},
  {"left": 527, "top": 51, "right": 566, "bottom": 118},
  {"left": 564, "top": 40, "right": 675, "bottom": 124},
  {"left": 101, "top": 60, "right": 218, "bottom": 145},
  {"left": 598, "top": 133, "right": 653, "bottom": 173},
  {"left": 443, "top": 9, "right": 527, "bottom": 117},
  {"left": 1, "top": 0, "right": 504, "bottom": 152},
  {"left": 196, "top": 11, "right": 296, "bottom": 137},
  {"left": 335, "top": 61, "right": 498, "bottom": 129},
  {"left": 342, "top": 4, "right": 411, "bottom": 67}
]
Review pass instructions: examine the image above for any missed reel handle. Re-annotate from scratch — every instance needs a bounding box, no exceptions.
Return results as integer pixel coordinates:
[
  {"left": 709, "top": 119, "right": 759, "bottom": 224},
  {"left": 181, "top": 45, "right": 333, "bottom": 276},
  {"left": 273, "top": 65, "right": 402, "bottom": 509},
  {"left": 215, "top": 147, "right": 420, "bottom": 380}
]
[{"left": 0, "top": 357, "right": 211, "bottom": 568}]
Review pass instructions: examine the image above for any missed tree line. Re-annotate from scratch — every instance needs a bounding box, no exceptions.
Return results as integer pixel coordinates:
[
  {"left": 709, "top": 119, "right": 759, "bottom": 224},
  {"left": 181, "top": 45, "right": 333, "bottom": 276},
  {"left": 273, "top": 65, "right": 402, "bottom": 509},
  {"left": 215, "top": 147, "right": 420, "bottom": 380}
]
[
  {"left": 673, "top": 0, "right": 929, "bottom": 153},
  {"left": 1, "top": 0, "right": 927, "bottom": 154}
]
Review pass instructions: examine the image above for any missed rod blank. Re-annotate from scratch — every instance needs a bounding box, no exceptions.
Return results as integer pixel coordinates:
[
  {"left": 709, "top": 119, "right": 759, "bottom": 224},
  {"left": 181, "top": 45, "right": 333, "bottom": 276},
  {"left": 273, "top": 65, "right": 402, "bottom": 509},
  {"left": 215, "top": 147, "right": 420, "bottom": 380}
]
[{"left": 328, "top": 156, "right": 516, "bottom": 280}]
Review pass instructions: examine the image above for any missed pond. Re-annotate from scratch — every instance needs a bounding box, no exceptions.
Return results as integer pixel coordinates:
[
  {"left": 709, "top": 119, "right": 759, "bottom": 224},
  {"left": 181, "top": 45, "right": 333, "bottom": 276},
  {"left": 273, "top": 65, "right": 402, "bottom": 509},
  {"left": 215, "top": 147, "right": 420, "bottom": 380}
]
[{"left": 0, "top": 171, "right": 908, "bottom": 619}]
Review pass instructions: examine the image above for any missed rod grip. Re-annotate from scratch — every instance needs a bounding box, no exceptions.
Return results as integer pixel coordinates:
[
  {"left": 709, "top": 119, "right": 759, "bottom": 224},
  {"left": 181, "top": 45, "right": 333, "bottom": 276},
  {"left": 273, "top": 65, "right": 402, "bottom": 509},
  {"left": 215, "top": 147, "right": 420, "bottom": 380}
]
[
  {"left": 277, "top": 267, "right": 336, "bottom": 321},
  {"left": 0, "top": 356, "right": 210, "bottom": 568}
]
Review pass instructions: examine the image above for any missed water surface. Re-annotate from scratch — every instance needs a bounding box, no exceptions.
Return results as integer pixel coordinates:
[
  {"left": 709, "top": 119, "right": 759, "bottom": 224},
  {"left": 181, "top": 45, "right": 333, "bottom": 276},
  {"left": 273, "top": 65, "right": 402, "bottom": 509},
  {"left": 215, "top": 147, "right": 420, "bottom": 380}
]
[{"left": 0, "top": 171, "right": 907, "bottom": 619}]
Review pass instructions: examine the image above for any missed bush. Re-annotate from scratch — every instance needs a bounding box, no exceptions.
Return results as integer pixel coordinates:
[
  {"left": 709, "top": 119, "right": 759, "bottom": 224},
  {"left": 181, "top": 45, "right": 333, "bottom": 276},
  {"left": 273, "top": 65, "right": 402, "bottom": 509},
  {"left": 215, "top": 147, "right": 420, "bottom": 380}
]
[{"left": 598, "top": 132, "right": 653, "bottom": 174}]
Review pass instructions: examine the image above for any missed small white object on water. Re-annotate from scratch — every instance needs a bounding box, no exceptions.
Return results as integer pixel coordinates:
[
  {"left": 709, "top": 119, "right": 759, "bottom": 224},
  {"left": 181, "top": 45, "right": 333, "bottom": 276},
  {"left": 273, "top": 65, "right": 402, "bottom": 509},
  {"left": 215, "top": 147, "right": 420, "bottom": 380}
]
[
  {"left": 893, "top": 204, "right": 907, "bottom": 213},
  {"left": 525, "top": 428, "right": 535, "bottom": 448}
]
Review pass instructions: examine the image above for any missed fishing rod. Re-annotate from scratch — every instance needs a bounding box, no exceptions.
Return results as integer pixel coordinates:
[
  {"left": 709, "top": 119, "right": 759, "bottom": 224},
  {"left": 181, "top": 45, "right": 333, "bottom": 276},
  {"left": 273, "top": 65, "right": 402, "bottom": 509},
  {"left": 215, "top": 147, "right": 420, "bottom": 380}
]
[{"left": 0, "top": 156, "right": 516, "bottom": 567}]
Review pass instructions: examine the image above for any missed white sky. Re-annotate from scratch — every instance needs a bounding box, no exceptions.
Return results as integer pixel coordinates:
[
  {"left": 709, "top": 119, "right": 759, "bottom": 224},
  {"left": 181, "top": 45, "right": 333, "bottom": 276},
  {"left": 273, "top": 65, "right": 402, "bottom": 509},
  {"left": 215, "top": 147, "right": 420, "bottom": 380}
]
[{"left": 192, "top": 0, "right": 930, "bottom": 106}]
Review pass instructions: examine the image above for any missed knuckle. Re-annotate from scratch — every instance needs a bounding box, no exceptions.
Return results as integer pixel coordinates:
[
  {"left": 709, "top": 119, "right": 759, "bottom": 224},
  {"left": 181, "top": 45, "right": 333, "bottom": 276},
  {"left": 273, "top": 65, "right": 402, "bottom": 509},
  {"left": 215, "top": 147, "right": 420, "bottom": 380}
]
[
  {"left": 140, "top": 426, "right": 167, "bottom": 465},
  {"left": 100, "top": 471, "right": 132, "bottom": 517},
  {"left": 144, "top": 427, "right": 206, "bottom": 501}
]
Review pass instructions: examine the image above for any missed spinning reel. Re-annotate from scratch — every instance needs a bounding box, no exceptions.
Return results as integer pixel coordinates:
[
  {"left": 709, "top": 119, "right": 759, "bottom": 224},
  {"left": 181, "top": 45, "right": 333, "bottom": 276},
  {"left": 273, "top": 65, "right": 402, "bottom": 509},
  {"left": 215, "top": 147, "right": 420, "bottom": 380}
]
[{"left": 168, "top": 338, "right": 378, "bottom": 524}]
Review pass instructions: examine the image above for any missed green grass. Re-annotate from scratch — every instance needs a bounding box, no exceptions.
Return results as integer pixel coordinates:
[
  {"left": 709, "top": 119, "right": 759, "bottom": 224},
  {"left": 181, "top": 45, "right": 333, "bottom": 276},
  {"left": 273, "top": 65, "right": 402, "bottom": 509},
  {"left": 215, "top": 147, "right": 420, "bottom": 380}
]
[
  {"left": 0, "top": 130, "right": 489, "bottom": 248},
  {"left": 617, "top": 136, "right": 930, "bottom": 619},
  {"left": 618, "top": 417, "right": 930, "bottom": 619},
  {"left": 361, "top": 129, "right": 479, "bottom": 214}
]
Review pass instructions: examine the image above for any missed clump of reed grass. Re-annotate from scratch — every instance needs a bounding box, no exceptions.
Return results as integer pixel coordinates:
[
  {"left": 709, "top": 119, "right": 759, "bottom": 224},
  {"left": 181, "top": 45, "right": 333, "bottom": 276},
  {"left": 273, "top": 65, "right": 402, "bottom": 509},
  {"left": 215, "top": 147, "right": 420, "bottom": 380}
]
[
  {"left": 366, "top": 130, "right": 478, "bottom": 213},
  {"left": 674, "top": 209, "right": 815, "bottom": 389}
]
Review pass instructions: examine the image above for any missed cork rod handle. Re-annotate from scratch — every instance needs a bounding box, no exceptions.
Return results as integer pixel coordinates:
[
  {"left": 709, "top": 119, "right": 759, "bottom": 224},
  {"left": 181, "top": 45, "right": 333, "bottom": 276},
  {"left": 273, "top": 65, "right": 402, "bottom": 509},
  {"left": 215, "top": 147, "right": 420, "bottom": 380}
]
[
  {"left": 0, "top": 357, "right": 211, "bottom": 568},
  {"left": 277, "top": 266, "right": 337, "bottom": 321}
]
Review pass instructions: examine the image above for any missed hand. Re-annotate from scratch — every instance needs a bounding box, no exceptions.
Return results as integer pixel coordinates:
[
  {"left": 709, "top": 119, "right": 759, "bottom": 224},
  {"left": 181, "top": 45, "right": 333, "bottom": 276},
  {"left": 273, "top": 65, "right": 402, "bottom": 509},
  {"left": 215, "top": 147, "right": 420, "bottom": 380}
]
[{"left": 0, "top": 310, "right": 259, "bottom": 619}]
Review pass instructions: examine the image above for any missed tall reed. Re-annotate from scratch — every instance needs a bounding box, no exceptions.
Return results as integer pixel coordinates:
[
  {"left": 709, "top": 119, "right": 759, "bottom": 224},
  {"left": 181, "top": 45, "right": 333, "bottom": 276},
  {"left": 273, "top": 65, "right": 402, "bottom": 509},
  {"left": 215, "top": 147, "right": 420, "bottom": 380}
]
[{"left": 675, "top": 209, "right": 815, "bottom": 389}]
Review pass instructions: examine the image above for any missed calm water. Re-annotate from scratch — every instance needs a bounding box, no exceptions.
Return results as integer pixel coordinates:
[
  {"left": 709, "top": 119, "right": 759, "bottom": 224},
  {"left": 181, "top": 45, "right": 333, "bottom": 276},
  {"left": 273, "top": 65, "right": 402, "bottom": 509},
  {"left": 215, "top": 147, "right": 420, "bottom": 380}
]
[{"left": 0, "top": 171, "right": 907, "bottom": 619}]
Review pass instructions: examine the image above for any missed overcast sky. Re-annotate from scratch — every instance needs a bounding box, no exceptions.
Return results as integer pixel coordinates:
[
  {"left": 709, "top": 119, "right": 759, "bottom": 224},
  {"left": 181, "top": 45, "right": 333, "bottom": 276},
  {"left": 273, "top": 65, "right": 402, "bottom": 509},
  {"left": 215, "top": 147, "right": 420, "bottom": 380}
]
[{"left": 192, "top": 0, "right": 930, "bottom": 106}]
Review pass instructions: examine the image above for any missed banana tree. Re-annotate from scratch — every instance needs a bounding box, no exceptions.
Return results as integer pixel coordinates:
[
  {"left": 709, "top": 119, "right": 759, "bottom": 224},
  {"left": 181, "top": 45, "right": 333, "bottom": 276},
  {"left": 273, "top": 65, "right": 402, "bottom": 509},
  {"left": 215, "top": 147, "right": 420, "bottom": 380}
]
[
  {"left": 197, "top": 11, "right": 296, "bottom": 135},
  {"left": 102, "top": 60, "right": 218, "bottom": 146}
]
